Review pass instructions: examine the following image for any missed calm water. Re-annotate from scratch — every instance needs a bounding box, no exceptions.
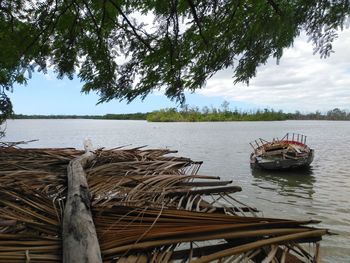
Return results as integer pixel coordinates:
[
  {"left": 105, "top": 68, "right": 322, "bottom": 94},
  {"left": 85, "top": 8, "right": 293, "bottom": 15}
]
[{"left": 3, "top": 119, "right": 350, "bottom": 262}]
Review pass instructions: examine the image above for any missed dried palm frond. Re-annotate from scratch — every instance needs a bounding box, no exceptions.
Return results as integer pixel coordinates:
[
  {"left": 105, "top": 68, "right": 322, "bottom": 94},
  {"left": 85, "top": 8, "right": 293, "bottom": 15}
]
[
  {"left": 97, "top": 207, "right": 325, "bottom": 262},
  {"left": 0, "top": 145, "right": 327, "bottom": 262},
  {"left": 0, "top": 186, "right": 325, "bottom": 263},
  {"left": 0, "top": 188, "right": 62, "bottom": 262}
]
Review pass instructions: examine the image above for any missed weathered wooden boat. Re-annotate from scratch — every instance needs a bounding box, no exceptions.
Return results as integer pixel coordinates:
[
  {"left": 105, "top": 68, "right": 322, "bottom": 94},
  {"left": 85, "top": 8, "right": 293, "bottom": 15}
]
[{"left": 250, "top": 133, "right": 314, "bottom": 170}]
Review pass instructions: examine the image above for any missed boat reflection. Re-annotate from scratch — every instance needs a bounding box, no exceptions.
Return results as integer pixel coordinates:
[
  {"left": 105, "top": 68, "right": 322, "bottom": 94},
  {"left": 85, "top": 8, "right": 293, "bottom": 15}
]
[{"left": 251, "top": 167, "right": 316, "bottom": 200}]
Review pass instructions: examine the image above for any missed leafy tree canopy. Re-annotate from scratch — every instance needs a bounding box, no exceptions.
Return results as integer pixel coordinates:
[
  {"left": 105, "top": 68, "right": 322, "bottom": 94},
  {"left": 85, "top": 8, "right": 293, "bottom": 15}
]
[{"left": 1, "top": 0, "right": 349, "bottom": 129}]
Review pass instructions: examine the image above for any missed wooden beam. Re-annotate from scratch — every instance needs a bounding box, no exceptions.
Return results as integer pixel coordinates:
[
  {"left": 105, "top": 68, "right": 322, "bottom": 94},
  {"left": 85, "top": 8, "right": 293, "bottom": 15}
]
[{"left": 62, "top": 140, "right": 102, "bottom": 263}]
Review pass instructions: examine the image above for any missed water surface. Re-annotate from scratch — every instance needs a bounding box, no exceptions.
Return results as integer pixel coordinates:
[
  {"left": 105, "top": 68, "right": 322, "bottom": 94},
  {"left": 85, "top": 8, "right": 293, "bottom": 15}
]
[{"left": 4, "top": 119, "right": 350, "bottom": 262}]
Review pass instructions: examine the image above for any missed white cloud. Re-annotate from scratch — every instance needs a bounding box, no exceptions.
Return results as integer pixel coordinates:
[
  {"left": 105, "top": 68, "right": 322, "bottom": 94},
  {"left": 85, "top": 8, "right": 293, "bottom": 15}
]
[
  {"left": 43, "top": 71, "right": 54, "bottom": 81},
  {"left": 198, "top": 29, "right": 350, "bottom": 112}
]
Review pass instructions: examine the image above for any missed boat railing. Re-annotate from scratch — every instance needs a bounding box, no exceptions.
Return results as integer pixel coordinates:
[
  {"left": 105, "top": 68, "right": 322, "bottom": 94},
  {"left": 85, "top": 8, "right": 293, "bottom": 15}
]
[
  {"left": 281, "top": 132, "right": 307, "bottom": 145},
  {"left": 249, "top": 138, "right": 269, "bottom": 150},
  {"left": 249, "top": 133, "right": 308, "bottom": 150}
]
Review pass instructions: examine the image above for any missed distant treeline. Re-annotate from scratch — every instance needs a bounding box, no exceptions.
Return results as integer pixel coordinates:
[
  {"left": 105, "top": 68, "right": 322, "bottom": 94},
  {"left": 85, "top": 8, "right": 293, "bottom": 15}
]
[
  {"left": 13, "top": 113, "right": 148, "bottom": 120},
  {"left": 286, "top": 108, "right": 350, "bottom": 120},
  {"left": 12, "top": 105, "right": 350, "bottom": 122}
]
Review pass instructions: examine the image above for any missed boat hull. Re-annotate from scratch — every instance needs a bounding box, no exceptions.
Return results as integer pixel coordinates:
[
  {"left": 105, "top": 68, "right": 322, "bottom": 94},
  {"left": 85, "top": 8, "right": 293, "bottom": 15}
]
[{"left": 250, "top": 149, "right": 314, "bottom": 170}]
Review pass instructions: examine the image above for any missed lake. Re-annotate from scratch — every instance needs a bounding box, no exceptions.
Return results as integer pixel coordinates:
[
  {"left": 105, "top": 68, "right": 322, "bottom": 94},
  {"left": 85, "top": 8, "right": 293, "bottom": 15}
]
[{"left": 3, "top": 119, "right": 350, "bottom": 262}]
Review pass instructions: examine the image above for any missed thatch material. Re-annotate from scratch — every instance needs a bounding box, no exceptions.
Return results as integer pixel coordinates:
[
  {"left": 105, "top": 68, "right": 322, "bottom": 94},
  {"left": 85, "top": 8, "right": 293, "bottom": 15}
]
[{"left": 0, "top": 145, "right": 327, "bottom": 262}]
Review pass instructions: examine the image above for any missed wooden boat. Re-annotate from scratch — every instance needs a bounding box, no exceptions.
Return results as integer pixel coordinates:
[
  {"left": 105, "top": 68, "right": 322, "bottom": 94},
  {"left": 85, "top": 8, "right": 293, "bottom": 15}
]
[{"left": 250, "top": 133, "right": 314, "bottom": 170}]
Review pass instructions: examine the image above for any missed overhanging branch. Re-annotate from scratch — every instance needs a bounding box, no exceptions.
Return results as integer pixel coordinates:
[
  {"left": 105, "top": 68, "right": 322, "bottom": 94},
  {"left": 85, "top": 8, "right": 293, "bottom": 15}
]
[
  {"left": 266, "top": 0, "right": 283, "bottom": 16},
  {"left": 186, "top": 0, "right": 209, "bottom": 46},
  {"left": 109, "top": 0, "right": 154, "bottom": 51}
]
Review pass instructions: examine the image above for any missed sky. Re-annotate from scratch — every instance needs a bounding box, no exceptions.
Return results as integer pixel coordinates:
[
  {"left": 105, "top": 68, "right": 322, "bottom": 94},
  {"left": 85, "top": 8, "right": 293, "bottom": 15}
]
[{"left": 9, "top": 28, "right": 350, "bottom": 115}]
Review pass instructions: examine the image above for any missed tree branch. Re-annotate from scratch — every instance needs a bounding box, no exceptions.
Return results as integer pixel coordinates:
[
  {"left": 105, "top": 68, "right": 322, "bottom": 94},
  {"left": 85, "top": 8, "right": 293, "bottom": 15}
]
[
  {"left": 186, "top": 0, "right": 208, "bottom": 46},
  {"left": 108, "top": 0, "right": 154, "bottom": 51},
  {"left": 82, "top": 0, "right": 103, "bottom": 46},
  {"left": 22, "top": 1, "right": 74, "bottom": 56},
  {"left": 266, "top": 0, "right": 283, "bottom": 16},
  {"left": 100, "top": 0, "right": 107, "bottom": 34}
]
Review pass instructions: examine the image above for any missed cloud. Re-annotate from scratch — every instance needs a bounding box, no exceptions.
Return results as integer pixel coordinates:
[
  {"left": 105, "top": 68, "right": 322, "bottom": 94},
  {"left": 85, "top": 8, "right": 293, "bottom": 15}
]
[
  {"left": 43, "top": 71, "right": 54, "bottom": 81},
  {"left": 198, "top": 29, "right": 350, "bottom": 112}
]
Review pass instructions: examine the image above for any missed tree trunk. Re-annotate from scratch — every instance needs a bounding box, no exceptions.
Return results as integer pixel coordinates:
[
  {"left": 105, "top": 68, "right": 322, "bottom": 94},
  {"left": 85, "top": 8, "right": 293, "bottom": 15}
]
[{"left": 62, "top": 140, "right": 102, "bottom": 263}]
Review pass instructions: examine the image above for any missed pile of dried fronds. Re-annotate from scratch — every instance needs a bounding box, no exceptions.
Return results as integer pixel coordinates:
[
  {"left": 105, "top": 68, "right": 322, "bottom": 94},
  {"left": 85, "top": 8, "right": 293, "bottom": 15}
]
[{"left": 0, "top": 145, "right": 327, "bottom": 262}]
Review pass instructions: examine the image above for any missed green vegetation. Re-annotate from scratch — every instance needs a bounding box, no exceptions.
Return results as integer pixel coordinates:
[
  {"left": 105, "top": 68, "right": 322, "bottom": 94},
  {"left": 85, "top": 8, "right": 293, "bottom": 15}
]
[
  {"left": 147, "top": 104, "right": 350, "bottom": 122},
  {"left": 13, "top": 113, "right": 148, "bottom": 120},
  {"left": 147, "top": 107, "right": 287, "bottom": 122},
  {"left": 9, "top": 107, "right": 350, "bottom": 122},
  {"left": 1, "top": 1, "right": 350, "bottom": 131},
  {"left": 288, "top": 108, "right": 350, "bottom": 121}
]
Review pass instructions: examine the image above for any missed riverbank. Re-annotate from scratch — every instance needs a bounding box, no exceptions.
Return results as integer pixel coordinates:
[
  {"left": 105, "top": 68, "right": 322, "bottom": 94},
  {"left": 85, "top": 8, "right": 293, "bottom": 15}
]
[{"left": 11, "top": 107, "right": 350, "bottom": 122}]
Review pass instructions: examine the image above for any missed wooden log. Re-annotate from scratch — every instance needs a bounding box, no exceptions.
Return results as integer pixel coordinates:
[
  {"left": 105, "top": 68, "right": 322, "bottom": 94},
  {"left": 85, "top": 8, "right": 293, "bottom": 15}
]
[{"left": 62, "top": 140, "right": 102, "bottom": 263}]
